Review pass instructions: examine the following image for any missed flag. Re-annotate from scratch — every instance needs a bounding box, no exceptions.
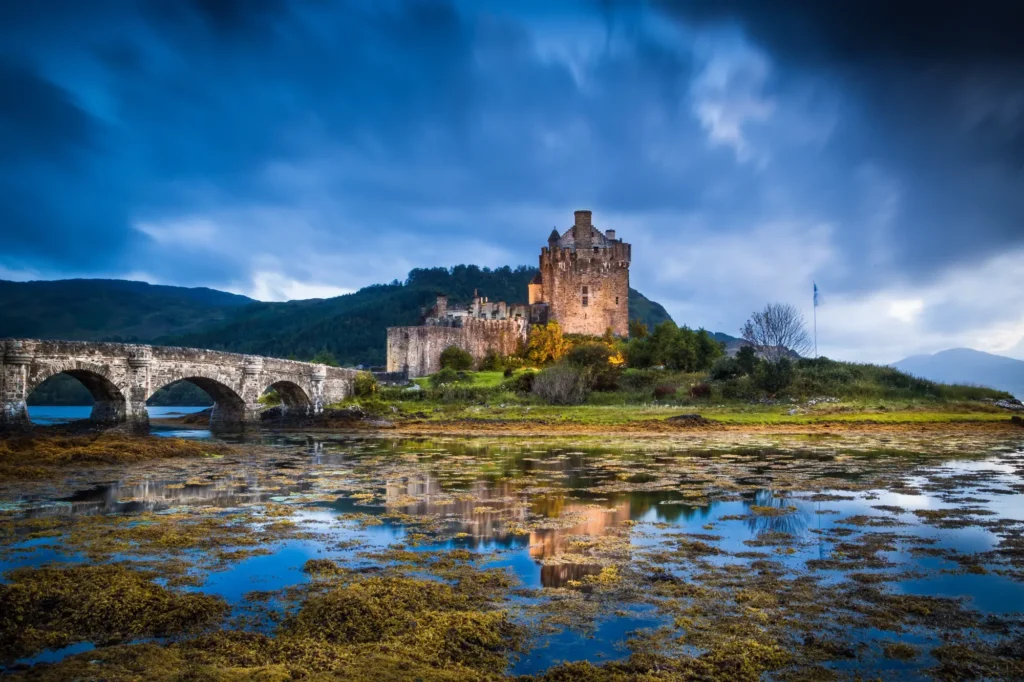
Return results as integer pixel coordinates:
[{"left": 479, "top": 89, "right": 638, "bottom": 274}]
[{"left": 813, "top": 282, "right": 821, "bottom": 307}]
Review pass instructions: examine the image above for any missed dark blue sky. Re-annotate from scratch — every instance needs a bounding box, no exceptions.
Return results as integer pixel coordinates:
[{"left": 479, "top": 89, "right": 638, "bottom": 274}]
[{"left": 2, "top": 0, "right": 1023, "bottom": 362}]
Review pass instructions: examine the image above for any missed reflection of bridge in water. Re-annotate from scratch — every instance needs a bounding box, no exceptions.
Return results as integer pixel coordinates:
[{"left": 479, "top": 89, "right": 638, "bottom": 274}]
[{"left": 1, "top": 338, "right": 357, "bottom": 430}]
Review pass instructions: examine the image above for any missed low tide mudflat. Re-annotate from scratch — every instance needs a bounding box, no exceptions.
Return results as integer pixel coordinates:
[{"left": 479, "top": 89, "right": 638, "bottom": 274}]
[{"left": 1, "top": 430, "right": 1023, "bottom": 680}]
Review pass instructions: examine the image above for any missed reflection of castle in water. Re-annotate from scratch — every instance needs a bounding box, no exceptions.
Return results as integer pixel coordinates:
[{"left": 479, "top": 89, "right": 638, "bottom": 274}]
[{"left": 385, "top": 475, "right": 631, "bottom": 587}]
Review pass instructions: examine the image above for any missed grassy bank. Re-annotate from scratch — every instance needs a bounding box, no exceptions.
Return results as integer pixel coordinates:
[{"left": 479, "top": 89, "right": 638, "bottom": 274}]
[{"left": 338, "top": 360, "right": 1022, "bottom": 433}]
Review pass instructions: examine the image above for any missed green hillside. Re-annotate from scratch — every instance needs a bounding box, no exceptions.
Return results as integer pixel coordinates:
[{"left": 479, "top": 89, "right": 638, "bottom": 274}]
[
  {"left": 1, "top": 266, "right": 675, "bottom": 370},
  {"left": 0, "top": 279, "right": 252, "bottom": 342},
  {"left": 164, "top": 265, "right": 675, "bottom": 366}
]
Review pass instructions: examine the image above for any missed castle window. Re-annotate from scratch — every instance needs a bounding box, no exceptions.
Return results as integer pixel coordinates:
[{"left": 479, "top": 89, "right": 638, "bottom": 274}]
[
  {"left": 593, "top": 246, "right": 599, "bottom": 254},
  {"left": 615, "top": 296, "right": 619, "bottom": 305}
]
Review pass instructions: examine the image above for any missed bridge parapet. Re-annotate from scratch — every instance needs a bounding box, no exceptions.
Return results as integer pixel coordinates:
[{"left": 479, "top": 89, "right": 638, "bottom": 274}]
[{"left": 0, "top": 338, "right": 357, "bottom": 431}]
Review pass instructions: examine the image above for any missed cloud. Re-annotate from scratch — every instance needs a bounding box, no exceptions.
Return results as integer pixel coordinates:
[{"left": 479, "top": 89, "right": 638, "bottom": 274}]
[{"left": 0, "top": 0, "right": 1020, "bottom": 364}]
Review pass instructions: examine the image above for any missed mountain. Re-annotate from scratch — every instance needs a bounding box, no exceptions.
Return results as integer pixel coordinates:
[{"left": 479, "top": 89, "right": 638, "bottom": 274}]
[
  {"left": 1, "top": 266, "right": 675, "bottom": 367},
  {"left": 893, "top": 348, "right": 1024, "bottom": 399},
  {"left": 0, "top": 279, "right": 252, "bottom": 342},
  {"left": 164, "top": 265, "right": 675, "bottom": 366}
]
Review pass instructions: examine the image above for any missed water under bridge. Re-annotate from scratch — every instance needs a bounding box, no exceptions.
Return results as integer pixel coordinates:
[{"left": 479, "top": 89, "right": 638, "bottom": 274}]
[{"left": 0, "top": 338, "right": 358, "bottom": 430}]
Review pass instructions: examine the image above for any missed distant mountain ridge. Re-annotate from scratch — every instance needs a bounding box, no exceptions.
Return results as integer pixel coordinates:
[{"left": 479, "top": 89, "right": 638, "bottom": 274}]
[
  {"left": 893, "top": 348, "right": 1024, "bottom": 399},
  {"left": 1, "top": 267, "right": 678, "bottom": 367},
  {"left": 0, "top": 278, "right": 252, "bottom": 342}
]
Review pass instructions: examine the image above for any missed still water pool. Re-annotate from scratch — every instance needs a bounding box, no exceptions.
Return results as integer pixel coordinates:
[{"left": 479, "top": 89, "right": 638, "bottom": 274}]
[{"left": 1, "top": 431, "right": 1022, "bottom": 679}]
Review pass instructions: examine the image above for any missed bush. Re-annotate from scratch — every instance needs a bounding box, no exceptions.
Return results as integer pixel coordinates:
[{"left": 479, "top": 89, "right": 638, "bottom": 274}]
[
  {"left": 709, "top": 356, "right": 741, "bottom": 381},
  {"left": 689, "top": 382, "right": 712, "bottom": 399},
  {"left": 754, "top": 358, "right": 794, "bottom": 394},
  {"left": 620, "top": 369, "right": 663, "bottom": 392},
  {"left": 430, "top": 367, "right": 463, "bottom": 388},
  {"left": 503, "top": 370, "right": 537, "bottom": 394},
  {"left": 567, "top": 341, "right": 622, "bottom": 391},
  {"left": 353, "top": 371, "right": 378, "bottom": 398},
  {"left": 532, "top": 364, "right": 590, "bottom": 405},
  {"left": 652, "top": 385, "right": 677, "bottom": 400},
  {"left": 478, "top": 349, "right": 503, "bottom": 372},
  {"left": 503, "top": 367, "right": 514, "bottom": 378},
  {"left": 439, "top": 345, "right": 474, "bottom": 371},
  {"left": 720, "top": 376, "right": 757, "bottom": 400}
]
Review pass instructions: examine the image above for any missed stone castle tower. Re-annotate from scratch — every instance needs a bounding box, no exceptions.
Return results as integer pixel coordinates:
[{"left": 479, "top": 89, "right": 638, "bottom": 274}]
[{"left": 529, "top": 210, "right": 631, "bottom": 336}]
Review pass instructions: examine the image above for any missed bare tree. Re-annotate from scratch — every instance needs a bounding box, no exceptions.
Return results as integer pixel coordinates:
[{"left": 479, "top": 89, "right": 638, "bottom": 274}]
[{"left": 741, "top": 303, "right": 812, "bottom": 362}]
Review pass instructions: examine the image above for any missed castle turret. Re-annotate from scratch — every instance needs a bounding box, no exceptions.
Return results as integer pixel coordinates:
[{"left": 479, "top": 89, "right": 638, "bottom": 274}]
[
  {"left": 535, "top": 210, "right": 630, "bottom": 337},
  {"left": 572, "top": 210, "right": 593, "bottom": 251}
]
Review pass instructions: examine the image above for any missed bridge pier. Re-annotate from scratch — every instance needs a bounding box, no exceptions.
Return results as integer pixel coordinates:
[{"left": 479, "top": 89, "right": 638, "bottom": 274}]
[{"left": 1, "top": 341, "right": 32, "bottom": 431}]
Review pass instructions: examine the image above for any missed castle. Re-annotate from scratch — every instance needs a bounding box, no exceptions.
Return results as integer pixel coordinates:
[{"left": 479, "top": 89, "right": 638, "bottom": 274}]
[{"left": 386, "top": 210, "right": 631, "bottom": 377}]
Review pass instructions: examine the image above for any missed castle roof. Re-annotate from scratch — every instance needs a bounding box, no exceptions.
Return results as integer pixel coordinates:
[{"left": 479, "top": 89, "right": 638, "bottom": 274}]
[
  {"left": 529, "top": 272, "right": 542, "bottom": 285},
  {"left": 548, "top": 228, "right": 560, "bottom": 242}
]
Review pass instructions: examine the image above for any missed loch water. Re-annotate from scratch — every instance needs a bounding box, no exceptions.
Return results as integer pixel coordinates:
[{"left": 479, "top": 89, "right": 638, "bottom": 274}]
[{"left": 1, "top": 425, "right": 1023, "bottom": 678}]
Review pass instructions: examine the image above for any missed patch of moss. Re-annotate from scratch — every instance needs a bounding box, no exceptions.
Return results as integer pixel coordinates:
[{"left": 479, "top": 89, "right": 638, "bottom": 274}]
[
  {"left": 0, "top": 432, "right": 231, "bottom": 480},
  {"left": 0, "top": 564, "right": 227, "bottom": 661}
]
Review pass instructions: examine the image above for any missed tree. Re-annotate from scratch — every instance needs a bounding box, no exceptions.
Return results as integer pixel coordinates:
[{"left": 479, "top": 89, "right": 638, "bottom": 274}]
[
  {"left": 736, "top": 345, "right": 758, "bottom": 375},
  {"left": 439, "top": 345, "right": 473, "bottom": 371},
  {"left": 629, "top": 319, "right": 649, "bottom": 339},
  {"left": 312, "top": 349, "right": 339, "bottom": 367},
  {"left": 740, "top": 303, "right": 812, "bottom": 362},
  {"left": 526, "top": 322, "right": 571, "bottom": 365}
]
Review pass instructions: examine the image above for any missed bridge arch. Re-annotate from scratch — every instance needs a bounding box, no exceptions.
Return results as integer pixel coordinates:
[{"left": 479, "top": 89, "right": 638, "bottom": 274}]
[
  {"left": 26, "top": 362, "right": 130, "bottom": 426},
  {"left": 149, "top": 371, "right": 247, "bottom": 429},
  {"left": 264, "top": 379, "right": 312, "bottom": 412}
]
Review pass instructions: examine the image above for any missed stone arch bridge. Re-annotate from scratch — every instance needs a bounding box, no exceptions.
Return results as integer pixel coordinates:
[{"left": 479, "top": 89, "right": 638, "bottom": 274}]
[{"left": 1, "top": 338, "right": 358, "bottom": 430}]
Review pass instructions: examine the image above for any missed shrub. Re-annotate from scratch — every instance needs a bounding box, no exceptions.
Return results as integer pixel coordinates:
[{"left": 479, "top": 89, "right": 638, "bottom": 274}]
[
  {"left": 478, "top": 349, "right": 503, "bottom": 372},
  {"left": 526, "top": 322, "right": 571, "bottom": 365},
  {"left": 353, "top": 371, "right": 378, "bottom": 398},
  {"left": 503, "top": 367, "right": 514, "bottom": 378},
  {"left": 439, "top": 345, "right": 474, "bottom": 371},
  {"left": 689, "top": 382, "right": 712, "bottom": 399},
  {"left": 620, "top": 369, "right": 663, "bottom": 392},
  {"left": 532, "top": 364, "right": 589, "bottom": 405},
  {"left": 754, "top": 358, "right": 794, "bottom": 394},
  {"left": 567, "top": 341, "right": 622, "bottom": 391},
  {"left": 709, "top": 356, "right": 741, "bottom": 381},
  {"left": 503, "top": 370, "right": 537, "bottom": 394},
  {"left": 652, "top": 385, "right": 677, "bottom": 400},
  {"left": 430, "top": 367, "right": 463, "bottom": 388},
  {"left": 721, "top": 376, "right": 757, "bottom": 400}
]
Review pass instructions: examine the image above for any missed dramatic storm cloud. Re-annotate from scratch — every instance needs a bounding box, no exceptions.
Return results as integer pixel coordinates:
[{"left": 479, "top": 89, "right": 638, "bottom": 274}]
[{"left": 1, "top": 0, "right": 1022, "bottom": 362}]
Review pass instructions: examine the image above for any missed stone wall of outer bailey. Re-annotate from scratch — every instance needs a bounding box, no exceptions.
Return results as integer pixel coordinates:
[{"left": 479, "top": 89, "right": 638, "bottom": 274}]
[
  {"left": 540, "top": 241, "right": 630, "bottom": 337},
  {"left": 387, "top": 319, "right": 527, "bottom": 377}
]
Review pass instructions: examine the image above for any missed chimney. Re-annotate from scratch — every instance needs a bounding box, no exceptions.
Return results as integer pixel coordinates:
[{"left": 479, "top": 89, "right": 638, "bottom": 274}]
[
  {"left": 573, "top": 210, "right": 593, "bottom": 251},
  {"left": 605, "top": 229, "right": 616, "bottom": 241},
  {"left": 435, "top": 295, "right": 447, "bottom": 318}
]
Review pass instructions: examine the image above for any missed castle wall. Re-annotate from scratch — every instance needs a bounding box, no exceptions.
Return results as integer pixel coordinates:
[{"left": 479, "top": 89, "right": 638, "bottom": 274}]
[
  {"left": 540, "top": 241, "right": 630, "bottom": 337},
  {"left": 386, "top": 318, "right": 527, "bottom": 377}
]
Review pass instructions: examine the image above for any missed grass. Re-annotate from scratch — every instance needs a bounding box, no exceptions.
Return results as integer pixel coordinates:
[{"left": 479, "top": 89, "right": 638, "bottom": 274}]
[{"left": 364, "top": 359, "right": 1020, "bottom": 431}]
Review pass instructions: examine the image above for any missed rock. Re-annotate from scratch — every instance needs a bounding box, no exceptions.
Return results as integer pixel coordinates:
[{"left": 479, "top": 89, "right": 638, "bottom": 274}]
[
  {"left": 994, "top": 399, "right": 1024, "bottom": 411},
  {"left": 1012, "top": 415, "right": 1023, "bottom": 427}
]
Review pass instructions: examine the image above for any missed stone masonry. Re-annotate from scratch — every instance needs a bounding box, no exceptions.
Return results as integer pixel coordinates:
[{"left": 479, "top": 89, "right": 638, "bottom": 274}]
[
  {"left": 1, "top": 338, "right": 358, "bottom": 431},
  {"left": 386, "top": 318, "right": 527, "bottom": 378},
  {"left": 535, "top": 210, "right": 631, "bottom": 337},
  {"left": 387, "top": 210, "right": 630, "bottom": 377}
]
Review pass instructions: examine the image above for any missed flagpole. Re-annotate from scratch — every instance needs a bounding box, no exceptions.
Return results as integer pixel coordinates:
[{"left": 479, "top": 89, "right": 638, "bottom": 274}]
[{"left": 813, "top": 283, "right": 818, "bottom": 358}]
